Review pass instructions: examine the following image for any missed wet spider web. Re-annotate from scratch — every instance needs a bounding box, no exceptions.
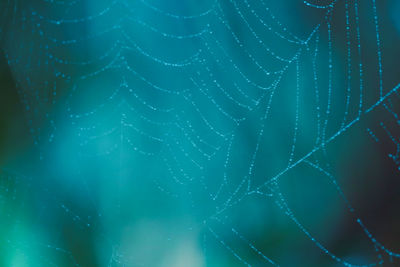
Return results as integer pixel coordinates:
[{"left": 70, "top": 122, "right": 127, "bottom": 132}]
[{"left": 1, "top": 0, "right": 400, "bottom": 266}]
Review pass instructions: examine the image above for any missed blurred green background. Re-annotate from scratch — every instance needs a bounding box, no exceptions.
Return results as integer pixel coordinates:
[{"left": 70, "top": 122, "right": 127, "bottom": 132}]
[{"left": 1, "top": 0, "right": 400, "bottom": 266}]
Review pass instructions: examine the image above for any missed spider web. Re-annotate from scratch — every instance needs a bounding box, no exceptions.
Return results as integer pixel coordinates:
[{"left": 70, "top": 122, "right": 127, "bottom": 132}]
[{"left": 1, "top": 0, "right": 400, "bottom": 266}]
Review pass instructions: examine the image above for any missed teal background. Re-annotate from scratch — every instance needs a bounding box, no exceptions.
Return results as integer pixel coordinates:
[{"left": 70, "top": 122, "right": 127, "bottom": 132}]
[{"left": 1, "top": 0, "right": 400, "bottom": 266}]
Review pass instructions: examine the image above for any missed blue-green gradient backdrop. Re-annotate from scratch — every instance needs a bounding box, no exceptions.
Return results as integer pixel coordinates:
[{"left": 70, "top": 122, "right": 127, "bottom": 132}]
[{"left": 1, "top": 0, "right": 400, "bottom": 266}]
